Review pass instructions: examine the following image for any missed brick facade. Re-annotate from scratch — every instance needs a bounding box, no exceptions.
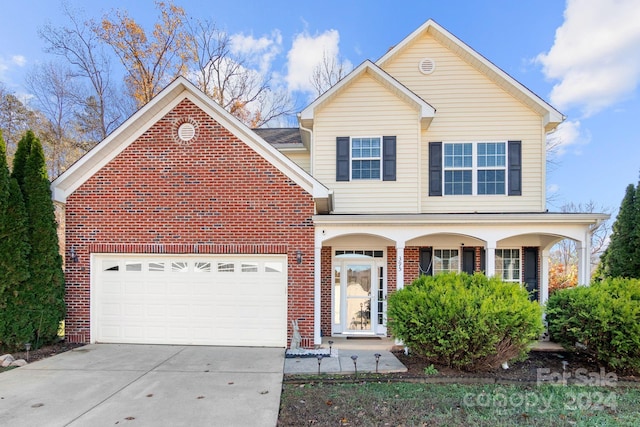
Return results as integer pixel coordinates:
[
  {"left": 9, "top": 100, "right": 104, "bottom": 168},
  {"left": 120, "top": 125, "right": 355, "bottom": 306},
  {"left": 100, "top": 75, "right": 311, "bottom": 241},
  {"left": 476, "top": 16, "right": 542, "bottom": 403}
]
[{"left": 63, "top": 99, "right": 316, "bottom": 345}]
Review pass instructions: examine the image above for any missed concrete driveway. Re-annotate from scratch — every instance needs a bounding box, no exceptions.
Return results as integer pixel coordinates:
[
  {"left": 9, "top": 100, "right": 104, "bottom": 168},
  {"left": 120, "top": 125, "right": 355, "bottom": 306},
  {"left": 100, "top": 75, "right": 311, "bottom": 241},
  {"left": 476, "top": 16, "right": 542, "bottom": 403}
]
[{"left": 0, "top": 344, "right": 284, "bottom": 427}]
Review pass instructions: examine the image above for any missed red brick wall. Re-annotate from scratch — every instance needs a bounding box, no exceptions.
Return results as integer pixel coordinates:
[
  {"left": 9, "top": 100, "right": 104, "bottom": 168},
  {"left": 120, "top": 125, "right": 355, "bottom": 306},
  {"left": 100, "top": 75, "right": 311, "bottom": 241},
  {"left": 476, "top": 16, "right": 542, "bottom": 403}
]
[
  {"left": 320, "top": 246, "right": 332, "bottom": 337},
  {"left": 64, "top": 99, "right": 316, "bottom": 346},
  {"left": 404, "top": 246, "right": 420, "bottom": 283},
  {"left": 387, "top": 246, "right": 397, "bottom": 293}
]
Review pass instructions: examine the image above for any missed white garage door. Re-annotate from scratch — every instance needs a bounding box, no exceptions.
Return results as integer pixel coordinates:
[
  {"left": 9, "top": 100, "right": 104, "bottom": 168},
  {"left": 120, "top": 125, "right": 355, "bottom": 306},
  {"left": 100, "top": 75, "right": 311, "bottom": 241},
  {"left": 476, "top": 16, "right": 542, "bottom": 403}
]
[{"left": 93, "top": 254, "right": 287, "bottom": 347}]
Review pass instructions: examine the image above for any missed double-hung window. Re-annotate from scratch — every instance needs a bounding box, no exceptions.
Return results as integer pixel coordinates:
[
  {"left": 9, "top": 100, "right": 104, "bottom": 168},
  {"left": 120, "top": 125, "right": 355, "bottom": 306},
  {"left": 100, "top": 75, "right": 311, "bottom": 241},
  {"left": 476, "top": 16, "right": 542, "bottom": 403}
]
[
  {"left": 442, "top": 142, "right": 506, "bottom": 195},
  {"left": 433, "top": 249, "right": 459, "bottom": 274},
  {"left": 495, "top": 249, "right": 520, "bottom": 282},
  {"left": 351, "top": 137, "right": 381, "bottom": 180}
]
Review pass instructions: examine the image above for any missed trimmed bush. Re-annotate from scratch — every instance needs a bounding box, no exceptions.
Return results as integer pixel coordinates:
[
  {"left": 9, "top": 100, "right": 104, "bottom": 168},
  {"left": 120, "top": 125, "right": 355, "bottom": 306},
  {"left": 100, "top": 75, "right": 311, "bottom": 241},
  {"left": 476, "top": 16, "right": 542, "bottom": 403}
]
[
  {"left": 546, "top": 278, "right": 640, "bottom": 374},
  {"left": 387, "top": 272, "right": 543, "bottom": 371}
]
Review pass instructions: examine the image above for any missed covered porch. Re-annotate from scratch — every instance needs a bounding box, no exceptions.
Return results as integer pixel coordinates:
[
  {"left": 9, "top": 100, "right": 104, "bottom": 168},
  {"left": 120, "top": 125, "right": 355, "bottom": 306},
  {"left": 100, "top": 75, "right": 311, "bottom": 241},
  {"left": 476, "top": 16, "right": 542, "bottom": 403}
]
[{"left": 311, "top": 212, "right": 608, "bottom": 346}]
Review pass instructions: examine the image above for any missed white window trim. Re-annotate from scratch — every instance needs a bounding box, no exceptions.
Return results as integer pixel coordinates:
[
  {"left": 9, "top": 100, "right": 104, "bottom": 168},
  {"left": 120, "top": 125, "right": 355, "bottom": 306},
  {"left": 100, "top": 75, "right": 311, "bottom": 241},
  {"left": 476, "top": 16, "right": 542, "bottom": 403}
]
[
  {"left": 443, "top": 141, "right": 508, "bottom": 196},
  {"left": 495, "top": 248, "right": 521, "bottom": 283},
  {"left": 350, "top": 136, "right": 382, "bottom": 181}
]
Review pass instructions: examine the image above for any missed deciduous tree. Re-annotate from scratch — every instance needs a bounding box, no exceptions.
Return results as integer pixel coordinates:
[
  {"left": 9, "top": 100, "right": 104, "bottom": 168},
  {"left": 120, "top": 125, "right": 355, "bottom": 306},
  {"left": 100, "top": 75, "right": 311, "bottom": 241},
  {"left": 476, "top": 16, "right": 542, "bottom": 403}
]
[{"left": 96, "top": 1, "right": 192, "bottom": 107}]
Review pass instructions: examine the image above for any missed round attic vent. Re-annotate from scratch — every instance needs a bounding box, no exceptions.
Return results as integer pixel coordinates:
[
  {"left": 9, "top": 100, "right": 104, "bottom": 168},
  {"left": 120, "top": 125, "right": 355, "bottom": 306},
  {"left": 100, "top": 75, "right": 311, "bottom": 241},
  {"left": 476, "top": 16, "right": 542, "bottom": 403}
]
[
  {"left": 419, "top": 58, "right": 436, "bottom": 75},
  {"left": 173, "top": 117, "right": 199, "bottom": 146},
  {"left": 178, "top": 122, "right": 196, "bottom": 142}
]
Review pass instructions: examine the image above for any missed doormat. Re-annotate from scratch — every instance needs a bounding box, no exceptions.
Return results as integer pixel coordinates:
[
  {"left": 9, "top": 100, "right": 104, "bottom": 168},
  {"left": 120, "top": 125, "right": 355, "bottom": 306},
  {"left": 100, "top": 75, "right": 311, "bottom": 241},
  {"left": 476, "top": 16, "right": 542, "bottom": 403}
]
[{"left": 346, "top": 336, "right": 382, "bottom": 340}]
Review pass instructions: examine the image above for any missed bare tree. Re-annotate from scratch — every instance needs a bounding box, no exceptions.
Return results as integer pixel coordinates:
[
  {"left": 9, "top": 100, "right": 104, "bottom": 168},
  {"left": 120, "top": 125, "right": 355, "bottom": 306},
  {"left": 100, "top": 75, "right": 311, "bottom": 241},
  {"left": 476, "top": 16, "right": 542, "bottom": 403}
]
[
  {"left": 38, "top": 2, "right": 124, "bottom": 141},
  {"left": 95, "top": 1, "right": 192, "bottom": 107},
  {"left": 186, "top": 18, "right": 293, "bottom": 127},
  {"left": 310, "top": 50, "right": 350, "bottom": 97},
  {"left": 25, "top": 62, "right": 85, "bottom": 178},
  {"left": 0, "top": 84, "right": 34, "bottom": 162}
]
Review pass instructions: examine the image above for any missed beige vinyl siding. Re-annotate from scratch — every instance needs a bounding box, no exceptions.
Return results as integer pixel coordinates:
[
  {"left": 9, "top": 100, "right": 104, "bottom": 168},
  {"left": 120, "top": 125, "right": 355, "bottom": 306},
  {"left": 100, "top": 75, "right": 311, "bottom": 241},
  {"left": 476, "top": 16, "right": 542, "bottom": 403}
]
[
  {"left": 313, "top": 72, "right": 421, "bottom": 214},
  {"left": 282, "top": 151, "right": 311, "bottom": 173},
  {"left": 382, "top": 32, "right": 546, "bottom": 213}
]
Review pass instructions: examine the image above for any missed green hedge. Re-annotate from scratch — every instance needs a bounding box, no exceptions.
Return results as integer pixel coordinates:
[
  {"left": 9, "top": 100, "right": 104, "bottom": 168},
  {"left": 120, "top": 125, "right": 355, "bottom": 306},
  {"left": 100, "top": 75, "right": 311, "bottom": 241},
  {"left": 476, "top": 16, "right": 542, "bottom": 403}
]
[
  {"left": 546, "top": 277, "right": 640, "bottom": 374},
  {"left": 387, "top": 272, "right": 543, "bottom": 370}
]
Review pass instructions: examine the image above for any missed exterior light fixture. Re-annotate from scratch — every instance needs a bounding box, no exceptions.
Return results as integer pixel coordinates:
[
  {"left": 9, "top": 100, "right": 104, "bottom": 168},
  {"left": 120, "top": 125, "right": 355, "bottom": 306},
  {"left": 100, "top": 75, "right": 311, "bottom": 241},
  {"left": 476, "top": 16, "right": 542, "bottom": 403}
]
[
  {"left": 316, "top": 354, "right": 323, "bottom": 375},
  {"left": 25, "top": 342, "right": 31, "bottom": 362},
  {"left": 374, "top": 353, "right": 381, "bottom": 373},
  {"left": 296, "top": 250, "right": 302, "bottom": 264},
  {"left": 70, "top": 246, "right": 79, "bottom": 263},
  {"left": 328, "top": 340, "right": 334, "bottom": 356},
  {"left": 351, "top": 355, "right": 358, "bottom": 377}
]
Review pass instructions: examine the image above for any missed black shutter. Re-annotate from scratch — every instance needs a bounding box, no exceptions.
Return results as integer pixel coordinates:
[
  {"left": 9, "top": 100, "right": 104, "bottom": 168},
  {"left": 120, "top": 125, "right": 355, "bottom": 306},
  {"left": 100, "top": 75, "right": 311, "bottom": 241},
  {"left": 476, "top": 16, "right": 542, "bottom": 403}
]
[
  {"left": 508, "top": 140, "right": 521, "bottom": 196},
  {"left": 429, "top": 142, "right": 442, "bottom": 196},
  {"left": 336, "top": 137, "right": 350, "bottom": 181},
  {"left": 382, "top": 136, "right": 396, "bottom": 181}
]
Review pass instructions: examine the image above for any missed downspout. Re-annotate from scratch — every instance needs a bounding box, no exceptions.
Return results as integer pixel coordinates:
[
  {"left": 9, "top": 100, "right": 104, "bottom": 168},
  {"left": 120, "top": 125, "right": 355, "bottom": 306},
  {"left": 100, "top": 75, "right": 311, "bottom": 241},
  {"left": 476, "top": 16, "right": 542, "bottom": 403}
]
[{"left": 298, "top": 115, "right": 322, "bottom": 345}]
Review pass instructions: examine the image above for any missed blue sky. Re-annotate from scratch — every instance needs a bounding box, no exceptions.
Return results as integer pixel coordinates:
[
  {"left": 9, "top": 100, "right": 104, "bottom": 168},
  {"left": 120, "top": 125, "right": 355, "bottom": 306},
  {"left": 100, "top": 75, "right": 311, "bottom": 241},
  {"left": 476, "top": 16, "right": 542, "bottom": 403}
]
[{"left": 1, "top": 0, "right": 639, "bottom": 215}]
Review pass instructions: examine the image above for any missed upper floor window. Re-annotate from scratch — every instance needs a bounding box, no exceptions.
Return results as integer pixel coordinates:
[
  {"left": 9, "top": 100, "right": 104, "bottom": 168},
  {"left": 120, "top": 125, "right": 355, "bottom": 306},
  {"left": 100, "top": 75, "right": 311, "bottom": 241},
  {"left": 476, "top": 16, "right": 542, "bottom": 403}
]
[
  {"left": 336, "top": 136, "right": 397, "bottom": 182},
  {"left": 351, "top": 137, "right": 381, "bottom": 180},
  {"left": 429, "top": 141, "right": 520, "bottom": 197}
]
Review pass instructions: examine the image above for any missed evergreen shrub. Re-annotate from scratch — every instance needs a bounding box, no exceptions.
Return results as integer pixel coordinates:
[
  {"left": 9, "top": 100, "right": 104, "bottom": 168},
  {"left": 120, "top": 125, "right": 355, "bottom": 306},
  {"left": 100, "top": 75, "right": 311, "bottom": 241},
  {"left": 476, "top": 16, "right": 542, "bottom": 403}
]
[
  {"left": 546, "top": 278, "right": 640, "bottom": 374},
  {"left": 387, "top": 272, "right": 543, "bottom": 370}
]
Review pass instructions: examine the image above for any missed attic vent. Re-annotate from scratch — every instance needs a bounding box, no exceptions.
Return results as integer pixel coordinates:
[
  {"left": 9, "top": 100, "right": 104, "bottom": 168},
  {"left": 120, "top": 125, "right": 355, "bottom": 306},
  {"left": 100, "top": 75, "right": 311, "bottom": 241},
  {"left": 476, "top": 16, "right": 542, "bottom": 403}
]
[
  {"left": 419, "top": 58, "right": 436, "bottom": 75},
  {"left": 178, "top": 123, "right": 196, "bottom": 141},
  {"left": 173, "top": 117, "right": 199, "bottom": 146}
]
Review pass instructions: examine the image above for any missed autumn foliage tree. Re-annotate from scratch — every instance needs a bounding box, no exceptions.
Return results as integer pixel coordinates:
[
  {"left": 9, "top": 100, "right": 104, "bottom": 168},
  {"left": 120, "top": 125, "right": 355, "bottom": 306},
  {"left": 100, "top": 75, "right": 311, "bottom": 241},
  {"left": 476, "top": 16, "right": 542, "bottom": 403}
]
[{"left": 96, "top": 1, "right": 192, "bottom": 107}]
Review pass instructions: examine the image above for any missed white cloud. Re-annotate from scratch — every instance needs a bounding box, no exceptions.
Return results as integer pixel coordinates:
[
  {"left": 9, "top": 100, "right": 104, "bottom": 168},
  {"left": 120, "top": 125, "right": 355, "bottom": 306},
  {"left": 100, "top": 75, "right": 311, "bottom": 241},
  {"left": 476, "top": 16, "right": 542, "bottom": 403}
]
[
  {"left": 230, "top": 30, "right": 282, "bottom": 75},
  {"left": 286, "top": 29, "right": 350, "bottom": 94},
  {"left": 11, "top": 55, "right": 26, "bottom": 67},
  {"left": 547, "top": 120, "right": 590, "bottom": 157},
  {"left": 547, "top": 183, "right": 560, "bottom": 194},
  {"left": 536, "top": 0, "right": 640, "bottom": 116}
]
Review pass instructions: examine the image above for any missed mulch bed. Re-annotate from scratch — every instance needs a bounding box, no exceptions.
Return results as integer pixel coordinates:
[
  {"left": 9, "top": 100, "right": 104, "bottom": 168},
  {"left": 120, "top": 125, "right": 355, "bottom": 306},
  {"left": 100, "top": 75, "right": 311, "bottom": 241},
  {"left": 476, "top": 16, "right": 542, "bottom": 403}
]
[{"left": 1, "top": 341, "right": 85, "bottom": 366}]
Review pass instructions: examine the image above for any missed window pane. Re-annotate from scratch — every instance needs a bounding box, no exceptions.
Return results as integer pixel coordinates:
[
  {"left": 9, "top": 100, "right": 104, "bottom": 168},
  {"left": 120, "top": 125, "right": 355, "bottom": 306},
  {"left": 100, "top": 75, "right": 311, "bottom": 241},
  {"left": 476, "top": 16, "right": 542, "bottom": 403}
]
[
  {"left": 265, "top": 262, "right": 283, "bottom": 273},
  {"left": 125, "top": 262, "right": 142, "bottom": 272},
  {"left": 241, "top": 263, "right": 258, "bottom": 273},
  {"left": 433, "top": 249, "right": 459, "bottom": 274},
  {"left": 171, "top": 261, "right": 188, "bottom": 272},
  {"left": 444, "top": 170, "right": 472, "bottom": 195},
  {"left": 478, "top": 170, "right": 505, "bottom": 195},
  {"left": 194, "top": 262, "right": 211, "bottom": 272},
  {"left": 217, "top": 262, "right": 234, "bottom": 272},
  {"left": 103, "top": 261, "right": 119, "bottom": 272},
  {"left": 148, "top": 262, "right": 165, "bottom": 272},
  {"left": 496, "top": 249, "right": 520, "bottom": 282},
  {"left": 352, "top": 160, "right": 380, "bottom": 179}
]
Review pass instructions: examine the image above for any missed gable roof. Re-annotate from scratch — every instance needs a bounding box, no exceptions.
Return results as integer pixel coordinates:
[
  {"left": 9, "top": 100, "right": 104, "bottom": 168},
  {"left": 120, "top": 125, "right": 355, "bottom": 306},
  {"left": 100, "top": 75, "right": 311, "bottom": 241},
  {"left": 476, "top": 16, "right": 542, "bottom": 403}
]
[
  {"left": 299, "top": 60, "right": 435, "bottom": 129},
  {"left": 51, "top": 77, "right": 332, "bottom": 213},
  {"left": 376, "top": 19, "right": 564, "bottom": 131}
]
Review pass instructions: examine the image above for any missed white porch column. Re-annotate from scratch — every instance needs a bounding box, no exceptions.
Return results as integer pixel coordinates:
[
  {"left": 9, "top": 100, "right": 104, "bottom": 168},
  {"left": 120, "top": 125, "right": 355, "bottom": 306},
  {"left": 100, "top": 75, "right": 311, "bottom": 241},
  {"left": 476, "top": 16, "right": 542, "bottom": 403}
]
[
  {"left": 541, "top": 248, "right": 550, "bottom": 304},
  {"left": 485, "top": 241, "right": 496, "bottom": 278},
  {"left": 577, "top": 238, "right": 590, "bottom": 286},
  {"left": 396, "top": 244, "right": 405, "bottom": 290},
  {"left": 313, "top": 244, "right": 323, "bottom": 346}
]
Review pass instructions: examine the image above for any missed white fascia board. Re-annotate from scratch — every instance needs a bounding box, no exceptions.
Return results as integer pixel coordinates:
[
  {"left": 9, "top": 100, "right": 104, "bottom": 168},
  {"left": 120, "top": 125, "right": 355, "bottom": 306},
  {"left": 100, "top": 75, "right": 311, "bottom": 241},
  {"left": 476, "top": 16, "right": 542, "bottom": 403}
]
[
  {"left": 300, "top": 60, "right": 435, "bottom": 124},
  {"left": 376, "top": 19, "right": 564, "bottom": 129},
  {"left": 313, "top": 213, "right": 610, "bottom": 226}
]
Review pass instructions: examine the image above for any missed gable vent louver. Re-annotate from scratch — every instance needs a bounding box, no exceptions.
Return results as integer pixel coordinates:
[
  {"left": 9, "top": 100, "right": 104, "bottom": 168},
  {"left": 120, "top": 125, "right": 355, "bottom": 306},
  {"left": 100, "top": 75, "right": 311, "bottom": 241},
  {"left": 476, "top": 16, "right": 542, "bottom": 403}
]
[
  {"left": 419, "top": 58, "right": 436, "bottom": 75},
  {"left": 178, "top": 123, "right": 196, "bottom": 141}
]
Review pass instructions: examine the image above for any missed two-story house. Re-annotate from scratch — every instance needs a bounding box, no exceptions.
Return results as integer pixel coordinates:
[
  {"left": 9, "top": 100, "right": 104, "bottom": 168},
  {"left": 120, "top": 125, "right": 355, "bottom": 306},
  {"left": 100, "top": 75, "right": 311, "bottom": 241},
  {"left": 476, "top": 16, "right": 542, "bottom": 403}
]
[{"left": 52, "top": 20, "right": 607, "bottom": 348}]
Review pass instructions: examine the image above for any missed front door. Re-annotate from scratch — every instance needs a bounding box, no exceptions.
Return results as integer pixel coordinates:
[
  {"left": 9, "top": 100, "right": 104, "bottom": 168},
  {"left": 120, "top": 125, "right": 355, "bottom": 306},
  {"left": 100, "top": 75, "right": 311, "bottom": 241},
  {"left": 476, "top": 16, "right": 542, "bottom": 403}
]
[
  {"left": 523, "top": 247, "right": 539, "bottom": 301},
  {"left": 333, "top": 255, "right": 385, "bottom": 335},
  {"left": 346, "top": 264, "right": 372, "bottom": 331}
]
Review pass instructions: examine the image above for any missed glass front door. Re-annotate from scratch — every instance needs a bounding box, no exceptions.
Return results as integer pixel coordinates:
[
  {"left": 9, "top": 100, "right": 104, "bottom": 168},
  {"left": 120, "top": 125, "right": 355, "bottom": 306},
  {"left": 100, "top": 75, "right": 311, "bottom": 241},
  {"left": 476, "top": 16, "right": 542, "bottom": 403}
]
[
  {"left": 332, "top": 255, "right": 385, "bottom": 335},
  {"left": 346, "top": 264, "right": 372, "bottom": 331}
]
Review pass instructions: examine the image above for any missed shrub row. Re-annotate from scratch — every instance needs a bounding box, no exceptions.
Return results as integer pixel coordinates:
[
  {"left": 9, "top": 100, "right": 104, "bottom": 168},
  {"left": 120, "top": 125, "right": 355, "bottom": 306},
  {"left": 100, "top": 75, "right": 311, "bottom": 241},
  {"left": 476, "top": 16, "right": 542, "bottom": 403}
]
[{"left": 387, "top": 272, "right": 543, "bottom": 371}]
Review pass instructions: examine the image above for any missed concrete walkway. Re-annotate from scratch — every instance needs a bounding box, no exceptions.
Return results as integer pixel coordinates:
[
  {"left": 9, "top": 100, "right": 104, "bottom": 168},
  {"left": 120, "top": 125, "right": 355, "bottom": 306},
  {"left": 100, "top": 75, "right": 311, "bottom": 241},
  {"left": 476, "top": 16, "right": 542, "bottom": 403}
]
[
  {"left": 284, "top": 337, "right": 407, "bottom": 375},
  {"left": 0, "top": 344, "right": 283, "bottom": 427}
]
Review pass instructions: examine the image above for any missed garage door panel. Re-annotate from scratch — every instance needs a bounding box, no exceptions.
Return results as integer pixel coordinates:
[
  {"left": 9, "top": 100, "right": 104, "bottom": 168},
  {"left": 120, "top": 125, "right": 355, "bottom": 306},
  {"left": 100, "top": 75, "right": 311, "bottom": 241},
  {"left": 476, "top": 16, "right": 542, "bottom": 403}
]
[{"left": 94, "top": 255, "right": 287, "bottom": 346}]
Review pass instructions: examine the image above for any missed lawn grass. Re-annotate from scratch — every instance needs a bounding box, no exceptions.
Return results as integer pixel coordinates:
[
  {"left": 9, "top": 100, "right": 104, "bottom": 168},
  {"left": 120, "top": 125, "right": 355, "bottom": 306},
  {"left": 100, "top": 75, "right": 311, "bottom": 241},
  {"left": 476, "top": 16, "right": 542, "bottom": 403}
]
[{"left": 279, "top": 381, "right": 640, "bottom": 426}]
